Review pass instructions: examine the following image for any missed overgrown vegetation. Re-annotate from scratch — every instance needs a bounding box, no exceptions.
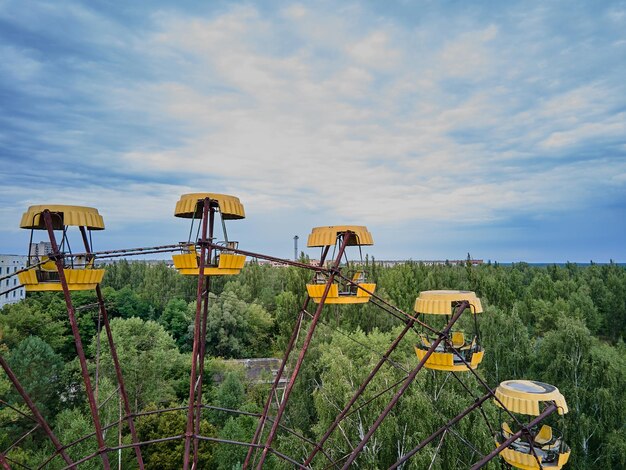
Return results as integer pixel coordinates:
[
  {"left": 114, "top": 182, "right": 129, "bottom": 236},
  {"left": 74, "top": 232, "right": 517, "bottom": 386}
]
[{"left": 1, "top": 260, "right": 625, "bottom": 468}]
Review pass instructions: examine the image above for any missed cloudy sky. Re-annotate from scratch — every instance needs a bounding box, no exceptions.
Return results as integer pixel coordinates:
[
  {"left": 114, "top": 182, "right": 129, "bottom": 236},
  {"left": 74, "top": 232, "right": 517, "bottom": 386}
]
[{"left": 1, "top": 0, "right": 625, "bottom": 262}]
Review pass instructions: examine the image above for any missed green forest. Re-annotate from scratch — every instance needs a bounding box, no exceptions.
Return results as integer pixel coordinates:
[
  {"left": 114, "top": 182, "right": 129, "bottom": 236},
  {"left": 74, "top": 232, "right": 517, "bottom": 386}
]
[{"left": 1, "top": 259, "right": 625, "bottom": 469}]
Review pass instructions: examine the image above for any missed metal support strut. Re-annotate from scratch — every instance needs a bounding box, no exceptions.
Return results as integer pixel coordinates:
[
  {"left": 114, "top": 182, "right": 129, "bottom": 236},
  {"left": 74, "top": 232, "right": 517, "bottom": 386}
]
[
  {"left": 303, "top": 319, "right": 415, "bottom": 466},
  {"left": 242, "top": 248, "right": 331, "bottom": 469},
  {"left": 470, "top": 403, "right": 558, "bottom": 470},
  {"left": 340, "top": 300, "right": 470, "bottom": 469},
  {"left": 0, "top": 452, "right": 11, "bottom": 470},
  {"left": 0, "top": 356, "right": 75, "bottom": 468},
  {"left": 183, "top": 198, "right": 211, "bottom": 470},
  {"left": 192, "top": 206, "right": 215, "bottom": 470},
  {"left": 42, "top": 210, "right": 111, "bottom": 469},
  {"left": 79, "top": 226, "right": 145, "bottom": 469},
  {"left": 254, "top": 233, "right": 353, "bottom": 469},
  {"left": 389, "top": 393, "right": 491, "bottom": 469}
]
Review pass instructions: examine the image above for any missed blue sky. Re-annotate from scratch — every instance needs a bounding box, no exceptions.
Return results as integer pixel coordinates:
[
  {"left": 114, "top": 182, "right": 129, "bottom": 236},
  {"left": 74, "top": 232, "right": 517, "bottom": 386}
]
[{"left": 0, "top": 0, "right": 625, "bottom": 262}]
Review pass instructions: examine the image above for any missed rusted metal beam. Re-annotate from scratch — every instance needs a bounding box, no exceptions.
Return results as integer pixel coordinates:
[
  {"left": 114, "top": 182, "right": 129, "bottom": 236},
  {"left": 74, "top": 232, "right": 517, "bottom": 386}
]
[
  {"left": 0, "top": 453, "right": 12, "bottom": 470},
  {"left": 192, "top": 205, "right": 215, "bottom": 470},
  {"left": 201, "top": 241, "right": 329, "bottom": 272},
  {"left": 469, "top": 403, "right": 558, "bottom": 470},
  {"left": 60, "top": 433, "right": 312, "bottom": 470},
  {"left": 79, "top": 227, "right": 145, "bottom": 469},
  {"left": 0, "top": 357, "right": 74, "bottom": 468},
  {"left": 450, "top": 372, "right": 495, "bottom": 436},
  {"left": 243, "top": 245, "right": 331, "bottom": 469},
  {"left": 344, "top": 376, "right": 406, "bottom": 421},
  {"left": 0, "top": 284, "right": 24, "bottom": 297},
  {"left": 201, "top": 404, "right": 332, "bottom": 460},
  {"left": 74, "top": 243, "right": 181, "bottom": 257},
  {"left": 340, "top": 301, "right": 470, "bottom": 469},
  {"left": 254, "top": 233, "right": 353, "bottom": 469},
  {"left": 0, "top": 399, "right": 36, "bottom": 423},
  {"left": 33, "top": 238, "right": 327, "bottom": 273},
  {"left": 242, "top": 312, "right": 303, "bottom": 469},
  {"left": 0, "top": 258, "right": 52, "bottom": 283},
  {"left": 94, "top": 285, "right": 144, "bottom": 468},
  {"left": 32, "top": 396, "right": 341, "bottom": 469},
  {"left": 389, "top": 393, "right": 491, "bottom": 469},
  {"left": 192, "top": 281, "right": 211, "bottom": 470},
  {"left": 2, "top": 425, "right": 39, "bottom": 459},
  {"left": 337, "top": 272, "right": 438, "bottom": 334},
  {"left": 435, "top": 334, "right": 526, "bottom": 430},
  {"left": 304, "top": 319, "right": 415, "bottom": 466},
  {"left": 42, "top": 210, "right": 110, "bottom": 469},
  {"left": 183, "top": 198, "right": 210, "bottom": 470},
  {"left": 93, "top": 248, "right": 180, "bottom": 259}
]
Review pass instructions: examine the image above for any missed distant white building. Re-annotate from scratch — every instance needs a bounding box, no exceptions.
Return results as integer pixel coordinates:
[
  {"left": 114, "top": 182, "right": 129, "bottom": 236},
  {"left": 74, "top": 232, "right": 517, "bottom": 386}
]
[
  {"left": 0, "top": 254, "right": 27, "bottom": 309},
  {"left": 29, "top": 241, "right": 53, "bottom": 260}
]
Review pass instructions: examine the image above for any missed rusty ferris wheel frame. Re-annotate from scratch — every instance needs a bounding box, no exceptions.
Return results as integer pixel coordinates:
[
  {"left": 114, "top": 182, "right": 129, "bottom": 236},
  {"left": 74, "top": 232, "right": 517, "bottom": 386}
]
[{"left": 0, "top": 198, "right": 563, "bottom": 469}]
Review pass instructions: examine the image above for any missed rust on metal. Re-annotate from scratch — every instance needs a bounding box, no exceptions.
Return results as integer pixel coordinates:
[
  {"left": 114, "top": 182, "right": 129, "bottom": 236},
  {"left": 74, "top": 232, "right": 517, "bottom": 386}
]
[
  {"left": 78, "top": 226, "right": 145, "bottom": 469},
  {"left": 389, "top": 393, "right": 491, "bottom": 469},
  {"left": 0, "top": 356, "right": 75, "bottom": 468},
  {"left": 243, "top": 245, "right": 331, "bottom": 468},
  {"left": 42, "top": 210, "right": 111, "bottom": 469},
  {"left": 340, "top": 301, "right": 470, "bottom": 469},
  {"left": 304, "top": 319, "right": 415, "bottom": 466},
  {"left": 183, "top": 197, "right": 211, "bottom": 470},
  {"left": 254, "top": 232, "right": 353, "bottom": 469}
]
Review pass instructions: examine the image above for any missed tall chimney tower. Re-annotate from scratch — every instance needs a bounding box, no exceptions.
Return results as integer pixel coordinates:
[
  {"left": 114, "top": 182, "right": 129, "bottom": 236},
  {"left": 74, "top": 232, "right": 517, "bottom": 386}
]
[{"left": 293, "top": 235, "right": 299, "bottom": 261}]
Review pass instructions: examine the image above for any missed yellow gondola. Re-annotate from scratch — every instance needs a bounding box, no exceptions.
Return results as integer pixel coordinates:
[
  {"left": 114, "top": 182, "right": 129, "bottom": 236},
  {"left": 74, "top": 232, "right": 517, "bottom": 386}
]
[
  {"left": 494, "top": 380, "right": 571, "bottom": 469},
  {"left": 305, "top": 226, "right": 376, "bottom": 304},
  {"left": 171, "top": 193, "right": 246, "bottom": 276},
  {"left": 413, "top": 290, "right": 484, "bottom": 372},
  {"left": 17, "top": 205, "right": 105, "bottom": 291}
]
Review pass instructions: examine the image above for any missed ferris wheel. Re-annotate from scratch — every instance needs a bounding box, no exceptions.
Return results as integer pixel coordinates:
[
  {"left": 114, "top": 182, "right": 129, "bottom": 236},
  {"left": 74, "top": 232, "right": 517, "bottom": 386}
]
[{"left": 0, "top": 194, "right": 570, "bottom": 469}]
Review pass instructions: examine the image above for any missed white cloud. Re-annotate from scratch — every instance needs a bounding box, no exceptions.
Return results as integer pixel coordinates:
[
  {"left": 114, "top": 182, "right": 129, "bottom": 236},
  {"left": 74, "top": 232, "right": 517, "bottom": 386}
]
[
  {"left": 541, "top": 114, "right": 626, "bottom": 149},
  {"left": 282, "top": 4, "right": 308, "bottom": 20},
  {"left": 94, "top": 3, "right": 626, "bottom": 229},
  {"left": 0, "top": 46, "right": 42, "bottom": 82},
  {"left": 0, "top": 180, "right": 185, "bottom": 229},
  {"left": 607, "top": 7, "right": 626, "bottom": 23},
  {"left": 437, "top": 25, "right": 498, "bottom": 79},
  {"left": 346, "top": 31, "right": 401, "bottom": 70}
]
